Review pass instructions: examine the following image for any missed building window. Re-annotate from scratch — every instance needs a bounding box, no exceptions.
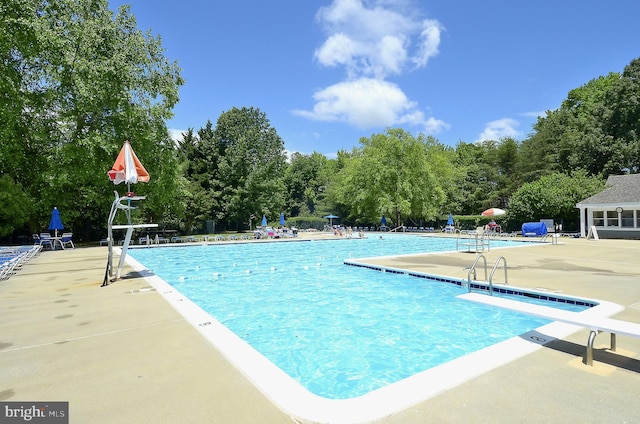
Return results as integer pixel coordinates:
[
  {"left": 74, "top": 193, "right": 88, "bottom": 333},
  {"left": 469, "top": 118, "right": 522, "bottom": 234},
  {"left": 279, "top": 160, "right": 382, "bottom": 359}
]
[
  {"left": 621, "top": 210, "right": 634, "bottom": 228},
  {"left": 592, "top": 211, "right": 604, "bottom": 226},
  {"left": 607, "top": 210, "right": 619, "bottom": 227}
]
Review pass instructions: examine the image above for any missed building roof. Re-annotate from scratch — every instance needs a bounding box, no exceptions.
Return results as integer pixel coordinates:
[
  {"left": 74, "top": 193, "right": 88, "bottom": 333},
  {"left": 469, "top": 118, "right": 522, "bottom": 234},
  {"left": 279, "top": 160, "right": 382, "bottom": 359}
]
[{"left": 578, "top": 174, "right": 640, "bottom": 205}]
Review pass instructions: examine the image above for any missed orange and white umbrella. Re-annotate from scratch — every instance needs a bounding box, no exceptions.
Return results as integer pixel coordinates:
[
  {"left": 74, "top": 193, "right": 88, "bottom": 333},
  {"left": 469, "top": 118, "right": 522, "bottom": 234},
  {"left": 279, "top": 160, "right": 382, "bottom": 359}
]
[
  {"left": 481, "top": 208, "right": 506, "bottom": 216},
  {"left": 107, "top": 141, "right": 150, "bottom": 185}
]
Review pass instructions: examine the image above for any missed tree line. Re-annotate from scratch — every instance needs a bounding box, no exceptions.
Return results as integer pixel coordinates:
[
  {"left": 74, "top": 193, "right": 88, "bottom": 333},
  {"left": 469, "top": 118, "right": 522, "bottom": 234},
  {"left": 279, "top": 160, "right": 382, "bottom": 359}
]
[{"left": 2, "top": 0, "right": 638, "bottom": 242}]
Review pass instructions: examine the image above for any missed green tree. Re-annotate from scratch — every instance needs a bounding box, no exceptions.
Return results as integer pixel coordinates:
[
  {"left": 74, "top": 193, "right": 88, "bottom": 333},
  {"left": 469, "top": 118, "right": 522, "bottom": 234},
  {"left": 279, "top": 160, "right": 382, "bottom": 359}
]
[
  {"left": 185, "top": 121, "right": 222, "bottom": 224},
  {"left": 177, "top": 128, "right": 211, "bottom": 233},
  {"left": 453, "top": 139, "right": 520, "bottom": 215},
  {"left": 283, "top": 152, "right": 331, "bottom": 216},
  {"left": 507, "top": 171, "right": 605, "bottom": 230},
  {"left": 600, "top": 58, "right": 640, "bottom": 174},
  {"left": 1, "top": 0, "right": 183, "bottom": 239},
  {"left": 0, "top": 176, "right": 34, "bottom": 238},
  {"left": 519, "top": 67, "right": 637, "bottom": 179},
  {"left": 332, "top": 129, "right": 445, "bottom": 226},
  {"left": 213, "top": 107, "right": 287, "bottom": 230}
]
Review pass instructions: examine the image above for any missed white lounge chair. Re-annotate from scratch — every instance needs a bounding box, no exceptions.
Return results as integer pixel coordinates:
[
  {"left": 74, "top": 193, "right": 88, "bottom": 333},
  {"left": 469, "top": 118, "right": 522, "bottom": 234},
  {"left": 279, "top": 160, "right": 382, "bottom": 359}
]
[
  {"left": 36, "top": 233, "right": 54, "bottom": 250},
  {"left": 60, "top": 232, "right": 74, "bottom": 249}
]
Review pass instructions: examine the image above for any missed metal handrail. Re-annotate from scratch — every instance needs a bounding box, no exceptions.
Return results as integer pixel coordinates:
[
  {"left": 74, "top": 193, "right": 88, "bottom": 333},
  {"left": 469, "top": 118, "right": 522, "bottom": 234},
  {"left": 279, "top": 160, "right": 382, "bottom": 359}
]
[
  {"left": 466, "top": 254, "right": 487, "bottom": 292},
  {"left": 488, "top": 256, "right": 508, "bottom": 296}
]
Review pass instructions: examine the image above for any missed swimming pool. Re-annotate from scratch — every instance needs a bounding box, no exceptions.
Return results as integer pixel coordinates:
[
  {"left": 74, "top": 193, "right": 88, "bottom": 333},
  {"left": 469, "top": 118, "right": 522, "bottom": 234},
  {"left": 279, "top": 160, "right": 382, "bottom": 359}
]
[{"left": 124, "top": 235, "right": 611, "bottom": 422}]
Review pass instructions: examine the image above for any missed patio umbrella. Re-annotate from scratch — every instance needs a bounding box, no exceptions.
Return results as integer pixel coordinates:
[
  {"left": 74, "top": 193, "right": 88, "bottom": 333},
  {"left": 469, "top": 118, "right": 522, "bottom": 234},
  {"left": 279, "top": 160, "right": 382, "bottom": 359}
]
[
  {"left": 48, "top": 207, "right": 64, "bottom": 237},
  {"left": 280, "top": 213, "right": 285, "bottom": 226},
  {"left": 481, "top": 208, "right": 506, "bottom": 217},
  {"left": 381, "top": 215, "right": 387, "bottom": 226},
  {"left": 108, "top": 140, "right": 150, "bottom": 194},
  {"left": 262, "top": 215, "right": 267, "bottom": 227},
  {"left": 323, "top": 214, "right": 339, "bottom": 226},
  {"left": 447, "top": 213, "right": 454, "bottom": 226}
]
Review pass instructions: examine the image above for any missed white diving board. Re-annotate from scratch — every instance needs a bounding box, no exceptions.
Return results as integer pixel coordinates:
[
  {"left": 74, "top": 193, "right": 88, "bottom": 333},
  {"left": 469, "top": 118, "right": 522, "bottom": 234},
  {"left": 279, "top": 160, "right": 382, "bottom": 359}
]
[
  {"left": 111, "top": 224, "right": 158, "bottom": 230},
  {"left": 458, "top": 292, "right": 640, "bottom": 366}
]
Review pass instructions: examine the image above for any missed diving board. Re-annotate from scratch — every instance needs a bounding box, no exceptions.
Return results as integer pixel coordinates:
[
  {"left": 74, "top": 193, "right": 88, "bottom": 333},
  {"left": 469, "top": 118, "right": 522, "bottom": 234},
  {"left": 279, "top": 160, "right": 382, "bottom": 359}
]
[{"left": 458, "top": 292, "right": 640, "bottom": 366}]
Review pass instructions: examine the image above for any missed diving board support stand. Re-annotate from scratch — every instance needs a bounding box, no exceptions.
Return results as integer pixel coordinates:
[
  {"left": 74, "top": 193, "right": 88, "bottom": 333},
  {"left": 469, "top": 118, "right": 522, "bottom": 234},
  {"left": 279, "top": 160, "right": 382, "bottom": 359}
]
[
  {"left": 459, "top": 292, "right": 640, "bottom": 366},
  {"left": 103, "top": 191, "right": 157, "bottom": 286}
]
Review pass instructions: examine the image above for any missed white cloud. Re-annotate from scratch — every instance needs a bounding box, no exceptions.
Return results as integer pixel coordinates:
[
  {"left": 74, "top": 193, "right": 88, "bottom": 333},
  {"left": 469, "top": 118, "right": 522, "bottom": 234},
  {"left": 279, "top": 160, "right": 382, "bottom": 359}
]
[
  {"left": 424, "top": 116, "right": 450, "bottom": 134},
  {"left": 520, "top": 110, "right": 546, "bottom": 118},
  {"left": 476, "top": 118, "right": 521, "bottom": 142},
  {"left": 314, "top": 33, "right": 359, "bottom": 68},
  {"left": 292, "top": 78, "right": 448, "bottom": 133},
  {"left": 299, "top": 0, "right": 447, "bottom": 133},
  {"left": 413, "top": 19, "right": 443, "bottom": 68},
  {"left": 314, "top": 0, "right": 443, "bottom": 78},
  {"left": 377, "top": 35, "right": 407, "bottom": 76}
]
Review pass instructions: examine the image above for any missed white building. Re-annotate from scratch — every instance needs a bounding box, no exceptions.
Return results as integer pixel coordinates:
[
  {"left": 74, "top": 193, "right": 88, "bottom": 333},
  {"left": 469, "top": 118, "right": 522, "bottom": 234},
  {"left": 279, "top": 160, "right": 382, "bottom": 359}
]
[{"left": 576, "top": 174, "right": 640, "bottom": 239}]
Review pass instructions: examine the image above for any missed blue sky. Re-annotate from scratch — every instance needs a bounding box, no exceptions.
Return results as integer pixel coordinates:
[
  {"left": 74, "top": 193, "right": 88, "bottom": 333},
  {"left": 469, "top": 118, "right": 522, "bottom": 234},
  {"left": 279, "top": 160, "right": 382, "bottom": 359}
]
[{"left": 110, "top": 0, "right": 640, "bottom": 157}]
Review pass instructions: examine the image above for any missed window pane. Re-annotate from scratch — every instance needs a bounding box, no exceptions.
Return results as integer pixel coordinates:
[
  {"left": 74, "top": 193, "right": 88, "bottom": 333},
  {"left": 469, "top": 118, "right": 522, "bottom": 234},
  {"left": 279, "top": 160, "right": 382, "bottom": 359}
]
[
  {"left": 606, "top": 210, "right": 618, "bottom": 227},
  {"left": 621, "top": 210, "right": 634, "bottom": 228},
  {"left": 593, "top": 210, "right": 604, "bottom": 226}
]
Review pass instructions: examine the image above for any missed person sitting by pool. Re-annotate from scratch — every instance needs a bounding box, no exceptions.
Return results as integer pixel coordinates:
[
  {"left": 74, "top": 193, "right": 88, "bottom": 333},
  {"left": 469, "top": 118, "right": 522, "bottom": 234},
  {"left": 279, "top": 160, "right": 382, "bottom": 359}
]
[{"left": 488, "top": 219, "right": 498, "bottom": 232}]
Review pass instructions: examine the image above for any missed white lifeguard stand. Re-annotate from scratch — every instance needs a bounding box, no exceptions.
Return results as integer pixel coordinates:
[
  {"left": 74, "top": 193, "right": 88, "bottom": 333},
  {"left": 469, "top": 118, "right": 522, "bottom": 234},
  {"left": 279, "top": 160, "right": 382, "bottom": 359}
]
[{"left": 102, "top": 191, "right": 157, "bottom": 286}]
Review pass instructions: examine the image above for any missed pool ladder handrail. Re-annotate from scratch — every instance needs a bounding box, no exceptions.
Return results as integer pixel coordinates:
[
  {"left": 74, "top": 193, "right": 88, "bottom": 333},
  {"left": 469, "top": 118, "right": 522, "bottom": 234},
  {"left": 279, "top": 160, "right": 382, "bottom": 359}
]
[
  {"left": 466, "top": 254, "right": 509, "bottom": 295},
  {"left": 466, "top": 254, "right": 487, "bottom": 291},
  {"left": 488, "top": 256, "right": 508, "bottom": 296}
]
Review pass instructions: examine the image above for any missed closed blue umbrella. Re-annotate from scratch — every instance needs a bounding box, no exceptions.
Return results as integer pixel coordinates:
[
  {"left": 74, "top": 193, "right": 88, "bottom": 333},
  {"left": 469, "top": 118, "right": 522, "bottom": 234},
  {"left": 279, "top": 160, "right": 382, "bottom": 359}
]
[
  {"left": 48, "top": 207, "right": 64, "bottom": 237},
  {"left": 381, "top": 215, "right": 387, "bottom": 226},
  {"left": 447, "top": 214, "right": 454, "bottom": 226},
  {"left": 261, "top": 215, "right": 267, "bottom": 227},
  {"left": 280, "top": 213, "right": 285, "bottom": 226}
]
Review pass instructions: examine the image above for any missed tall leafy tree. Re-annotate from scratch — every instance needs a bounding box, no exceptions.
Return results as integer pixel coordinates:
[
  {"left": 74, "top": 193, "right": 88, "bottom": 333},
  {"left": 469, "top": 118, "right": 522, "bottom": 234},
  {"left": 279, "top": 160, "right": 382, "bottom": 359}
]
[
  {"left": 0, "top": 0, "right": 183, "bottom": 239},
  {"left": 186, "top": 121, "right": 222, "bottom": 222},
  {"left": 213, "top": 107, "right": 287, "bottom": 230},
  {"left": 283, "top": 152, "right": 331, "bottom": 216},
  {"left": 1, "top": 0, "right": 51, "bottom": 238},
  {"left": 600, "top": 58, "right": 640, "bottom": 174},
  {"left": 332, "top": 129, "right": 445, "bottom": 226},
  {"left": 507, "top": 171, "right": 605, "bottom": 230},
  {"left": 519, "top": 65, "right": 639, "bottom": 179},
  {"left": 453, "top": 139, "right": 518, "bottom": 214},
  {"left": 177, "top": 128, "right": 211, "bottom": 233}
]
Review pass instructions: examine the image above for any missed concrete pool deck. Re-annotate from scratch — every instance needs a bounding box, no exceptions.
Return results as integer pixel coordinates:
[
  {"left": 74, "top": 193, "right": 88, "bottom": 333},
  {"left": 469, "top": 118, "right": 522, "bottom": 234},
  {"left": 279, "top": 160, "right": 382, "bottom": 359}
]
[{"left": 2, "top": 234, "right": 640, "bottom": 423}]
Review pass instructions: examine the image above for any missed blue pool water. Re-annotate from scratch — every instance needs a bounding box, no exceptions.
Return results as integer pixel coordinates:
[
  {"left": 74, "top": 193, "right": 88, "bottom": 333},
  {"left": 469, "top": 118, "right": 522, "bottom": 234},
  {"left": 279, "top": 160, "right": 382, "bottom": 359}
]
[{"left": 128, "top": 235, "right": 586, "bottom": 399}]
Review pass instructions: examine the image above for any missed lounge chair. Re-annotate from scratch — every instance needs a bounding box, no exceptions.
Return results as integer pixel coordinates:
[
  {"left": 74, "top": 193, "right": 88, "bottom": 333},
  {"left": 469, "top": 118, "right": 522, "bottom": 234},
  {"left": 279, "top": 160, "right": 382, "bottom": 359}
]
[
  {"left": 60, "top": 232, "right": 74, "bottom": 249},
  {"left": 35, "top": 233, "right": 54, "bottom": 250},
  {"left": 1, "top": 246, "right": 41, "bottom": 281},
  {"left": 0, "top": 256, "right": 23, "bottom": 281}
]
